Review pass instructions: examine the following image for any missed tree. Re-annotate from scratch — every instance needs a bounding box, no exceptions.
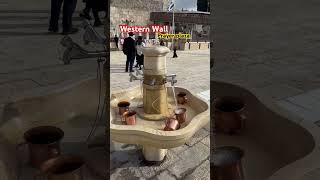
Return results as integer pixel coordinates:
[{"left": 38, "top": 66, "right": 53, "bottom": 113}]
[{"left": 197, "top": 0, "right": 210, "bottom": 12}]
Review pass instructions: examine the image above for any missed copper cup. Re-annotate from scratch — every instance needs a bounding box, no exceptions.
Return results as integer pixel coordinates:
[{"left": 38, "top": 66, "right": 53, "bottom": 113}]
[
  {"left": 117, "top": 101, "right": 130, "bottom": 115},
  {"left": 212, "top": 146, "right": 245, "bottom": 180},
  {"left": 214, "top": 96, "right": 246, "bottom": 134},
  {"left": 164, "top": 118, "right": 180, "bottom": 131},
  {"left": 36, "top": 155, "right": 85, "bottom": 180},
  {"left": 23, "top": 126, "right": 64, "bottom": 168},
  {"left": 123, "top": 111, "right": 137, "bottom": 125},
  {"left": 174, "top": 108, "right": 187, "bottom": 124},
  {"left": 177, "top": 92, "right": 188, "bottom": 104}
]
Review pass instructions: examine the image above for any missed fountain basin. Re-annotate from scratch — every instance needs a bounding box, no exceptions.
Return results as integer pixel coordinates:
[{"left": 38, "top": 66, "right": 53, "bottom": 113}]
[
  {"left": 0, "top": 77, "right": 107, "bottom": 179},
  {"left": 110, "top": 86, "right": 209, "bottom": 161},
  {"left": 214, "top": 80, "right": 319, "bottom": 180}
]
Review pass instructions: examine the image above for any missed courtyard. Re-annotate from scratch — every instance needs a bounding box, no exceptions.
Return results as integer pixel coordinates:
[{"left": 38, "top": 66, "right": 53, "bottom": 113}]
[{"left": 110, "top": 49, "right": 210, "bottom": 180}]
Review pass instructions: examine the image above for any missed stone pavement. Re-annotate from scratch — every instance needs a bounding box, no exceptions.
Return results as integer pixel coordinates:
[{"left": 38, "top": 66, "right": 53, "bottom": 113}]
[
  {"left": 0, "top": 0, "right": 105, "bottom": 108},
  {"left": 214, "top": 0, "right": 320, "bottom": 125},
  {"left": 110, "top": 50, "right": 210, "bottom": 180}
]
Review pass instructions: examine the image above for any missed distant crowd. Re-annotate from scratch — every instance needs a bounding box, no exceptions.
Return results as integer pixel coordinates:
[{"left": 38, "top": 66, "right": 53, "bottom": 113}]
[{"left": 118, "top": 33, "right": 178, "bottom": 72}]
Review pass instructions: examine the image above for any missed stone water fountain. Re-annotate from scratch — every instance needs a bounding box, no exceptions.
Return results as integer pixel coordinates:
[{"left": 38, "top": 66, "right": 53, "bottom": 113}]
[{"left": 110, "top": 46, "right": 210, "bottom": 162}]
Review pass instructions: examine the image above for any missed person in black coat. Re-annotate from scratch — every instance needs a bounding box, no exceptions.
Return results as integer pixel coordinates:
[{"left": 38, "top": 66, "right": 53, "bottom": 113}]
[
  {"left": 49, "top": 0, "right": 78, "bottom": 34},
  {"left": 114, "top": 35, "right": 119, "bottom": 49},
  {"left": 173, "top": 40, "right": 178, "bottom": 58},
  {"left": 122, "top": 32, "right": 136, "bottom": 72}
]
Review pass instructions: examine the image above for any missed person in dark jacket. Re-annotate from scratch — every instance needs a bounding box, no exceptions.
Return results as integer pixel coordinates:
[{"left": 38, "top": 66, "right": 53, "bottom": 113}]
[
  {"left": 49, "top": 0, "right": 78, "bottom": 34},
  {"left": 160, "top": 39, "right": 165, "bottom": 46},
  {"left": 173, "top": 40, "right": 178, "bottom": 58},
  {"left": 122, "top": 32, "right": 136, "bottom": 72},
  {"left": 114, "top": 35, "right": 119, "bottom": 49}
]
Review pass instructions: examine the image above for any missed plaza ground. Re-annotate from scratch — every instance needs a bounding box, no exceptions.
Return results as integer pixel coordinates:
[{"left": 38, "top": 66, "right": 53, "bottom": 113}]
[
  {"left": 214, "top": 0, "right": 320, "bottom": 134},
  {"left": 1, "top": 0, "right": 320, "bottom": 179},
  {"left": 110, "top": 50, "right": 210, "bottom": 179}
]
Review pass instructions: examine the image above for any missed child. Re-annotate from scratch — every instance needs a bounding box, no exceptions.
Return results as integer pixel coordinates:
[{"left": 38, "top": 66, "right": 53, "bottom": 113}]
[{"left": 135, "top": 36, "right": 146, "bottom": 69}]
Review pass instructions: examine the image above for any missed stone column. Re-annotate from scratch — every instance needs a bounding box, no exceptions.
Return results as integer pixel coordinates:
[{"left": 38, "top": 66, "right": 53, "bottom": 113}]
[{"left": 141, "top": 46, "right": 170, "bottom": 117}]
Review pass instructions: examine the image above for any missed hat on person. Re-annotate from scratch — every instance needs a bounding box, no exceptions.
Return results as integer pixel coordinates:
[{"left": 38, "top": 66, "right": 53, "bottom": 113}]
[{"left": 128, "top": 32, "right": 134, "bottom": 36}]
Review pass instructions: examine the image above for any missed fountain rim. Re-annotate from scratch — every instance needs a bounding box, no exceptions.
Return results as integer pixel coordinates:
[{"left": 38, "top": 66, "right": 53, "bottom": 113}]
[
  {"left": 141, "top": 46, "right": 170, "bottom": 57},
  {"left": 213, "top": 80, "right": 318, "bottom": 180},
  {"left": 110, "top": 86, "right": 209, "bottom": 139}
]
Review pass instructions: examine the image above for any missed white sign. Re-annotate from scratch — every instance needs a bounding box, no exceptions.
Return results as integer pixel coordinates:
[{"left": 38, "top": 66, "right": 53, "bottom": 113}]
[{"left": 168, "top": 0, "right": 175, "bottom": 11}]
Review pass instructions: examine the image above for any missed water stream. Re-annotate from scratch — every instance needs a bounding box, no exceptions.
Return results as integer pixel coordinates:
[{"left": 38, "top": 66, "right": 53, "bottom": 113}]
[{"left": 171, "top": 85, "right": 178, "bottom": 108}]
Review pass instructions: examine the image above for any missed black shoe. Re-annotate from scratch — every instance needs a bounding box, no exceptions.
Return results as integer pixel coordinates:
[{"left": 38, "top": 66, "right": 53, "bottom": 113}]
[
  {"left": 94, "top": 20, "right": 103, "bottom": 27},
  {"left": 62, "top": 28, "right": 79, "bottom": 35},
  {"left": 48, "top": 27, "right": 58, "bottom": 33}
]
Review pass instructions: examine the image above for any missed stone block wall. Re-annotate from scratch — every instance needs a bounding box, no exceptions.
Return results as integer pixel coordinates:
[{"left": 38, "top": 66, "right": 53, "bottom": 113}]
[{"left": 110, "top": 0, "right": 168, "bottom": 36}]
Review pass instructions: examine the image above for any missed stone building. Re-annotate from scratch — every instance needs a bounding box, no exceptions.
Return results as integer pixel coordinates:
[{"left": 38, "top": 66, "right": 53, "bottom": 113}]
[
  {"left": 150, "top": 11, "right": 210, "bottom": 41},
  {"left": 109, "top": 0, "right": 210, "bottom": 50},
  {"left": 110, "top": 0, "right": 169, "bottom": 37}
]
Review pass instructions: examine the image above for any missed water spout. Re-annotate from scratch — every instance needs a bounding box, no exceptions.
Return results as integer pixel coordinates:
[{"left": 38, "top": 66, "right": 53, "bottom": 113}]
[{"left": 171, "top": 85, "right": 178, "bottom": 108}]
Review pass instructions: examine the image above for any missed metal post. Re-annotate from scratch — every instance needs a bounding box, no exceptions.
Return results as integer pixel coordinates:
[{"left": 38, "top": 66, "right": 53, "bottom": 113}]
[{"left": 171, "top": 0, "right": 175, "bottom": 50}]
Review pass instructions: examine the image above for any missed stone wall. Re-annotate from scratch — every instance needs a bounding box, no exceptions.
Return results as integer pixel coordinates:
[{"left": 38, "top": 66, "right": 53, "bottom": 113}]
[
  {"left": 110, "top": 0, "right": 168, "bottom": 36},
  {"left": 111, "top": 0, "right": 165, "bottom": 11}
]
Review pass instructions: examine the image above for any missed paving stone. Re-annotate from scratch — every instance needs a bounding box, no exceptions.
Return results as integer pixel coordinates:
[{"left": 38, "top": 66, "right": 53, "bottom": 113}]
[
  {"left": 184, "top": 160, "right": 210, "bottom": 180},
  {"left": 255, "top": 84, "right": 304, "bottom": 100},
  {"left": 301, "top": 168, "right": 320, "bottom": 180},
  {"left": 139, "top": 164, "right": 157, "bottom": 179},
  {"left": 305, "top": 89, "right": 320, "bottom": 100},
  {"left": 201, "top": 135, "right": 210, "bottom": 147},
  {"left": 277, "top": 100, "right": 316, "bottom": 123},
  {"left": 154, "top": 170, "right": 176, "bottom": 180},
  {"left": 170, "top": 144, "right": 189, "bottom": 156},
  {"left": 151, "top": 150, "right": 180, "bottom": 174},
  {"left": 0, "top": 80, "right": 39, "bottom": 104},
  {"left": 288, "top": 92, "right": 320, "bottom": 112},
  {"left": 168, "top": 142, "right": 210, "bottom": 179},
  {"left": 110, "top": 147, "right": 142, "bottom": 171},
  {"left": 185, "top": 128, "right": 209, "bottom": 146},
  {"left": 110, "top": 162, "right": 146, "bottom": 180}
]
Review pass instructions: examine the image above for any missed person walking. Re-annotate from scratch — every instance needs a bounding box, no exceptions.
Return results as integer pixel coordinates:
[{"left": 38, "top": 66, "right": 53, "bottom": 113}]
[
  {"left": 49, "top": 0, "right": 78, "bottom": 34},
  {"left": 122, "top": 32, "right": 136, "bottom": 72},
  {"left": 135, "top": 36, "right": 145, "bottom": 70},
  {"left": 160, "top": 39, "right": 165, "bottom": 46},
  {"left": 172, "top": 40, "right": 178, "bottom": 58},
  {"left": 114, "top": 35, "right": 119, "bottom": 49}
]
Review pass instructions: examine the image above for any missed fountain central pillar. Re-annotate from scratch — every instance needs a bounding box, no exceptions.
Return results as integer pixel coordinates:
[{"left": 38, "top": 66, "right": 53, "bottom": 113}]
[{"left": 142, "top": 47, "right": 170, "bottom": 118}]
